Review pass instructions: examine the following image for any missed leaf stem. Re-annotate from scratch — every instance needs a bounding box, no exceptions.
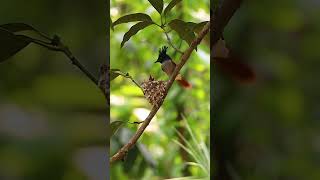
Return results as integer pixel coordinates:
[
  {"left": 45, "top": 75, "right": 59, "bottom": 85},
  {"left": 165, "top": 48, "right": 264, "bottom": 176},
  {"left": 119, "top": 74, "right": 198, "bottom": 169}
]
[
  {"left": 163, "top": 30, "right": 183, "bottom": 54},
  {"left": 126, "top": 74, "right": 143, "bottom": 91}
]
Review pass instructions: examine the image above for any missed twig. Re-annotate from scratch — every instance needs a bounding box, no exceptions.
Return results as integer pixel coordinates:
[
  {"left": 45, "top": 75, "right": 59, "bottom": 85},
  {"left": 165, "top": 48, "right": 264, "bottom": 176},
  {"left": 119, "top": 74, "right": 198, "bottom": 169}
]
[
  {"left": 126, "top": 74, "right": 142, "bottom": 91},
  {"left": 163, "top": 30, "right": 184, "bottom": 54},
  {"left": 110, "top": 22, "right": 210, "bottom": 164},
  {"left": 26, "top": 35, "right": 99, "bottom": 86},
  {"left": 62, "top": 46, "right": 99, "bottom": 85}
]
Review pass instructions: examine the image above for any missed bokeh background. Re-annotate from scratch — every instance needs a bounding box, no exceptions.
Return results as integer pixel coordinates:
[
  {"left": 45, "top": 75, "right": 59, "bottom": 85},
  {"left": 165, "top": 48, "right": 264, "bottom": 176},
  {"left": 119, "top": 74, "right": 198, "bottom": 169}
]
[
  {"left": 213, "top": 0, "right": 320, "bottom": 179},
  {"left": 110, "top": 0, "right": 210, "bottom": 179},
  {"left": 0, "top": 0, "right": 107, "bottom": 179}
]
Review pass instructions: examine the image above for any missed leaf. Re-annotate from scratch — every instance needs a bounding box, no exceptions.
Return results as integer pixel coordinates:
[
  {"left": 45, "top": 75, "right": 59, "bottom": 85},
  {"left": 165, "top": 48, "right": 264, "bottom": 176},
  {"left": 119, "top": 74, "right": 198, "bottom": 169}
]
[
  {"left": 110, "top": 68, "right": 123, "bottom": 81},
  {"left": 112, "top": 13, "right": 153, "bottom": 28},
  {"left": 168, "top": 19, "right": 196, "bottom": 46},
  {"left": 191, "top": 21, "right": 209, "bottom": 34},
  {"left": 0, "top": 28, "right": 32, "bottom": 62},
  {"left": 0, "top": 23, "right": 37, "bottom": 32},
  {"left": 0, "top": 23, "right": 50, "bottom": 41},
  {"left": 111, "top": 121, "right": 125, "bottom": 136},
  {"left": 164, "top": 0, "right": 182, "bottom": 16},
  {"left": 147, "top": 0, "right": 163, "bottom": 14},
  {"left": 121, "top": 21, "right": 153, "bottom": 48}
]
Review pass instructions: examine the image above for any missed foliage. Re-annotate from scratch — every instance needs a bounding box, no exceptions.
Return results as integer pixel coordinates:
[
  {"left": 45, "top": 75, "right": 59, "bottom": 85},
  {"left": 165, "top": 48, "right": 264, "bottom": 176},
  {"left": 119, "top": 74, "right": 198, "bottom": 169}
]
[
  {"left": 112, "top": 0, "right": 208, "bottom": 49},
  {"left": 172, "top": 117, "right": 210, "bottom": 179},
  {"left": 110, "top": 0, "right": 209, "bottom": 179},
  {"left": 213, "top": 0, "right": 320, "bottom": 179},
  {"left": 0, "top": 1, "right": 106, "bottom": 179}
]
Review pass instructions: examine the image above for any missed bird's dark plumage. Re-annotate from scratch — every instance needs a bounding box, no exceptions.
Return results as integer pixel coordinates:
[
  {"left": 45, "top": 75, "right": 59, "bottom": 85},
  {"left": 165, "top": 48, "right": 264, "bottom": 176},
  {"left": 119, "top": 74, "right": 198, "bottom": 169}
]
[{"left": 155, "top": 46, "right": 171, "bottom": 63}]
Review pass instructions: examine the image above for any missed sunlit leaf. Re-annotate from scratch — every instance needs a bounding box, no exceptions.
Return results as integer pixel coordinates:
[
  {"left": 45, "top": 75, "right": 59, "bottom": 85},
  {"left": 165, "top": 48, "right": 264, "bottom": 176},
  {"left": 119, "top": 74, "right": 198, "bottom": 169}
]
[
  {"left": 0, "top": 28, "right": 31, "bottom": 62},
  {"left": 121, "top": 21, "right": 153, "bottom": 48},
  {"left": 111, "top": 121, "right": 125, "bottom": 136},
  {"left": 112, "top": 13, "right": 153, "bottom": 28},
  {"left": 168, "top": 19, "right": 196, "bottom": 46},
  {"left": 110, "top": 68, "right": 122, "bottom": 81},
  {"left": 164, "top": 0, "right": 181, "bottom": 16},
  {"left": 147, "top": 0, "right": 163, "bottom": 14}
]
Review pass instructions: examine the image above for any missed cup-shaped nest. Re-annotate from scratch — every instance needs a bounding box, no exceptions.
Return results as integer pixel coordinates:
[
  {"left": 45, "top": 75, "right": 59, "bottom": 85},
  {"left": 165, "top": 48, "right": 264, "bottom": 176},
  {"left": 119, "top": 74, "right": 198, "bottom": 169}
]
[{"left": 141, "top": 76, "right": 167, "bottom": 107}]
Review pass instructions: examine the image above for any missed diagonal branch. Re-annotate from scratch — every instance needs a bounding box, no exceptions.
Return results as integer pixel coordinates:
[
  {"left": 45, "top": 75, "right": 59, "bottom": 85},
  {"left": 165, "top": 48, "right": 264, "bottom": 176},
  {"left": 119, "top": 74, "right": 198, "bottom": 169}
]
[{"left": 110, "top": 22, "right": 210, "bottom": 164}]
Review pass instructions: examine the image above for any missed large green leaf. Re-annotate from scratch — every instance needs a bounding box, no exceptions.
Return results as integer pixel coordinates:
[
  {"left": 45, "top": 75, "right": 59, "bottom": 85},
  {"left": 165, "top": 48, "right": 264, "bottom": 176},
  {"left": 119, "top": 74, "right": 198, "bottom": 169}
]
[
  {"left": 111, "top": 121, "right": 125, "bottom": 136},
  {"left": 147, "top": 0, "right": 163, "bottom": 14},
  {"left": 0, "top": 28, "right": 32, "bottom": 62},
  {"left": 164, "top": 0, "right": 182, "bottom": 16},
  {"left": 168, "top": 19, "right": 196, "bottom": 46},
  {"left": 112, "top": 13, "right": 153, "bottom": 28},
  {"left": 121, "top": 21, "right": 153, "bottom": 48}
]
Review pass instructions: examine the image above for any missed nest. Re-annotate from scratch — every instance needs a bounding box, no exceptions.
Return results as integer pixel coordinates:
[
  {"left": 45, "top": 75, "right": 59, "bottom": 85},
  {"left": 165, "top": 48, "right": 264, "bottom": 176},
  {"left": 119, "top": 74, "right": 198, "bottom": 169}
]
[{"left": 141, "top": 76, "right": 167, "bottom": 107}]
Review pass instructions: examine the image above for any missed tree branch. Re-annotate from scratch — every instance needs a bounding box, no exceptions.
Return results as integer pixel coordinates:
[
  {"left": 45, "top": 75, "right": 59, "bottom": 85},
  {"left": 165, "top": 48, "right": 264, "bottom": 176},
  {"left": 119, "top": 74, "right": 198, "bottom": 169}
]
[
  {"left": 211, "top": 0, "right": 243, "bottom": 47},
  {"left": 110, "top": 22, "right": 210, "bottom": 164}
]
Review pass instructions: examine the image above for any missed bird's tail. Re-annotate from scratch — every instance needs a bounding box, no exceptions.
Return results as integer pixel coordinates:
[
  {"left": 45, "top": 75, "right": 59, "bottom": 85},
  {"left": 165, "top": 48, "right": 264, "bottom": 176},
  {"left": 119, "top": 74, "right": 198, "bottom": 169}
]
[{"left": 175, "top": 74, "right": 192, "bottom": 89}]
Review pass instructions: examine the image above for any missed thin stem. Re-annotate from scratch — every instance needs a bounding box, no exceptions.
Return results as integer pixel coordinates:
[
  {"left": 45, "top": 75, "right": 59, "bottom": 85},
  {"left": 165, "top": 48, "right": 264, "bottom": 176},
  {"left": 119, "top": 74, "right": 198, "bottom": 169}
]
[
  {"left": 163, "top": 30, "right": 183, "bottom": 54},
  {"left": 37, "top": 31, "right": 53, "bottom": 42},
  {"left": 130, "top": 78, "right": 142, "bottom": 91},
  {"left": 157, "top": 15, "right": 183, "bottom": 54},
  {"left": 125, "top": 74, "right": 142, "bottom": 91},
  {"left": 62, "top": 47, "right": 99, "bottom": 85},
  {"left": 24, "top": 35, "right": 99, "bottom": 86}
]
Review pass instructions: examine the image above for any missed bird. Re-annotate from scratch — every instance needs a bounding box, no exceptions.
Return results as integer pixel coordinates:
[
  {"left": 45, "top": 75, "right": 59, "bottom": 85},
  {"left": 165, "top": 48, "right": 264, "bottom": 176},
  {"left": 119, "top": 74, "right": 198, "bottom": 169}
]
[
  {"left": 155, "top": 46, "right": 192, "bottom": 89},
  {"left": 213, "top": 37, "right": 256, "bottom": 83}
]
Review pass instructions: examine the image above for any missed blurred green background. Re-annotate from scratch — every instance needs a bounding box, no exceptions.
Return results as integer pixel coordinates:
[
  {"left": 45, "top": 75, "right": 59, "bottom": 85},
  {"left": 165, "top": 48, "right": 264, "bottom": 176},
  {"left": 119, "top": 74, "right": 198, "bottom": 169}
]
[
  {"left": 110, "top": 0, "right": 210, "bottom": 179},
  {"left": 213, "top": 0, "right": 320, "bottom": 179},
  {"left": 0, "top": 0, "right": 107, "bottom": 179}
]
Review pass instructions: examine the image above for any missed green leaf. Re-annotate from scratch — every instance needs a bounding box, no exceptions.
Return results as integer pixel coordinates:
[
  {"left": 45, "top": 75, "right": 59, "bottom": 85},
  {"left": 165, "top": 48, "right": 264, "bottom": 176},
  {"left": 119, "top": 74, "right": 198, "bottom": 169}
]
[
  {"left": 0, "top": 28, "right": 31, "bottom": 62},
  {"left": 147, "top": 0, "right": 163, "bottom": 14},
  {"left": 0, "top": 23, "right": 50, "bottom": 41},
  {"left": 0, "top": 23, "right": 37, "bottom": 32},
  {"left": 110, "top": 68, "right": 123, "bottom": 81},
  {"left": 184, "top": 21, "right": 209, "bottom": 34},
  {"left": 121, "top": 21, "right": 153, "bottom": 48},
  {"left": 168, "top": 19, "right": 196, "bottom": 46},
  {"left": 112, "top": 13, "right": 153, "bottom": 28},
  {"left": 111, "top": 121, "right": 125, "bottom": 136},
  {"left": 164, "top": 0, "right": 182, "bottom": 16}
]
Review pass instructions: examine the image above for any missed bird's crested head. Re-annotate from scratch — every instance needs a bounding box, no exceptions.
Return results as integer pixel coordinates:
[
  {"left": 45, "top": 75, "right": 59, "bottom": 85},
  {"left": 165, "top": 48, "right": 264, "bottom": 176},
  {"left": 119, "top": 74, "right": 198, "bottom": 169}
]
[{"left": 155, "top": 46, "right": 171, "bottom": 63}]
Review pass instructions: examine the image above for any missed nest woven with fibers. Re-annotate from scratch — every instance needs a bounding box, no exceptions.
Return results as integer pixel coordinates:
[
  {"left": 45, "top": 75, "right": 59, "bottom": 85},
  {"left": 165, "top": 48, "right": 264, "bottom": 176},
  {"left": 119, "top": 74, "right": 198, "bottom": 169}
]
[{"left": 141, "top": 76, "right": 167, "bottom": 107}]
